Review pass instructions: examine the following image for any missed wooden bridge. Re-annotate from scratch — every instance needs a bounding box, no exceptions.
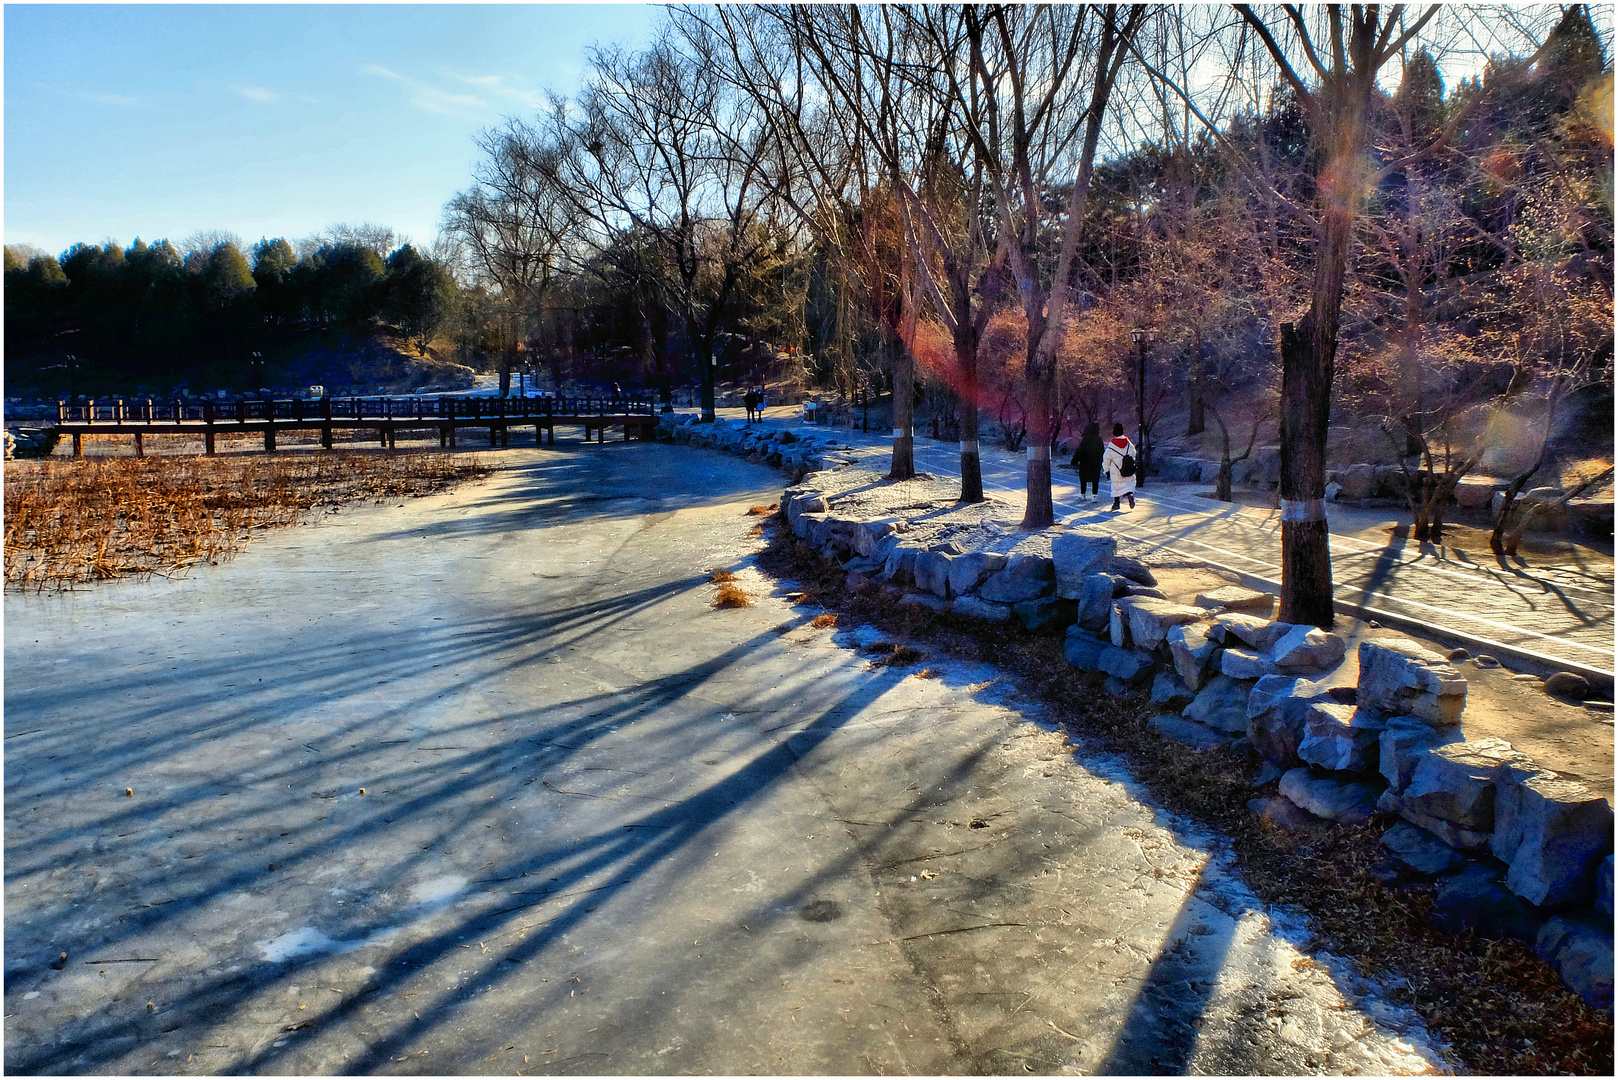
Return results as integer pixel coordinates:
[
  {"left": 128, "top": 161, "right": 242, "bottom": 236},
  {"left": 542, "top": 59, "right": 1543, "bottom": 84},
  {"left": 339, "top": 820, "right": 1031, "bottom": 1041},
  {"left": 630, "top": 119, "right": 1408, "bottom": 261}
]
[{"left": 49, "top": 395, "right": 661, "bottom": 456}]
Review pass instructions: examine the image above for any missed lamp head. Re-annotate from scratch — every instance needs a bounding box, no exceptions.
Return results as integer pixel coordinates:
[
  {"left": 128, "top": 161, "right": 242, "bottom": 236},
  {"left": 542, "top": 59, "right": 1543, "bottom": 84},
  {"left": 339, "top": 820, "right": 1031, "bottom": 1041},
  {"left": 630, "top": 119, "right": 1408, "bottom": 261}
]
[{"left": 1129, "top": 328, "right": 1146, "bottom": 344}]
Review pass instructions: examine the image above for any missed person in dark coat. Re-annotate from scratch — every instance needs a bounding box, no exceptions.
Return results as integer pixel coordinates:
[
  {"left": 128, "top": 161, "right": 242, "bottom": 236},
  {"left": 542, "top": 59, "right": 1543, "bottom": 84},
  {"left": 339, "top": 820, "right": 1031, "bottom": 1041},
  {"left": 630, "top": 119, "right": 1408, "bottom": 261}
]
[
  {"left": 743, "top": 388, "right": 759, "bottom": 423},
  {"left": 1072, "top": 421, "right": 1104, "bottom": 503}
]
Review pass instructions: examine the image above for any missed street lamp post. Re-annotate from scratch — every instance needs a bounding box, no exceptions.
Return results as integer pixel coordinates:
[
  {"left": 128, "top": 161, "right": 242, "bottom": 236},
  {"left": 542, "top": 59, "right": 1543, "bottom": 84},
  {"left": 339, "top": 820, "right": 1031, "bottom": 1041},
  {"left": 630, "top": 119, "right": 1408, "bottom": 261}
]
[{"left": 1130, "top": 328, "right": 1147, "bottom": 488}]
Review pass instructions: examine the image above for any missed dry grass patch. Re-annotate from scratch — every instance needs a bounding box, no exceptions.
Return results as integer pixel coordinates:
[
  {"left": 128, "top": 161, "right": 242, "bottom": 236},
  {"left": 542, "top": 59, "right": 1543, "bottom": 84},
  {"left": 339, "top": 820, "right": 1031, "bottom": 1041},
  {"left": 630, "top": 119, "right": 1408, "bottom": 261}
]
[
  {"left": 886, "top": 643, "right": 924, "bottom": 666},
  {"left": 913, "top": 667, "right": 940, "bottom": 680},
  {"left": 708, "top": 568, "right": 739, "bottom": 583},
  {"left": 809, "top": 613, "right": 839, "bottom": 629},
  {"left": 746, "top": 503, "right": 779, "bottom": 516},
  {"left": 4, "top": 452, "right": 489, "bottom": 591},
  {"left": 712, "top": 581, "right": 751, "bottom": 608}
]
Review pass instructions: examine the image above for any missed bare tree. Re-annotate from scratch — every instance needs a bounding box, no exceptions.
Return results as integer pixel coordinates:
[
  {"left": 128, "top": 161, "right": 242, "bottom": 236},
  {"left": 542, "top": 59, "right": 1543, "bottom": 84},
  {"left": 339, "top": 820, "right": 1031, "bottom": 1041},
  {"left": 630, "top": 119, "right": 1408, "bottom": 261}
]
[
  {"left": 945, "top": 4, "right": 1147, "bottom": 528},
  {"left": 545, "top": 35, "right": 781, "bottom": 422},
  {"left": 683, "top": 4, "right": 936, "bottom": 478},
  {"left": 441, "top": 122, "right": 576, "bottom": 393}
]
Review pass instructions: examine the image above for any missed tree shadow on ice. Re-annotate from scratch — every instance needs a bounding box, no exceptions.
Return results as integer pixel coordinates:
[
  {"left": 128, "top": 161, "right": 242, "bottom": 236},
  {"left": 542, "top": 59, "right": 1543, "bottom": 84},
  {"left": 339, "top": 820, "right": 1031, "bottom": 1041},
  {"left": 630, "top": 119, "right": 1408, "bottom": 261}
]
[{"left": 3, "top": 603, "right": 925, "bottom": 1073}]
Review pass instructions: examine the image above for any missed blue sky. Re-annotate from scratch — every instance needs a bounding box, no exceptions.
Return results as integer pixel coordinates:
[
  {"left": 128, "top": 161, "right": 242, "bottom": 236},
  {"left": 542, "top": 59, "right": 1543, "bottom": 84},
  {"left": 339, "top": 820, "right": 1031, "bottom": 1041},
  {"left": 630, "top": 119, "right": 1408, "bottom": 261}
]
[{"left": 4, "top": 3, "right": 662, "bottom": 258}]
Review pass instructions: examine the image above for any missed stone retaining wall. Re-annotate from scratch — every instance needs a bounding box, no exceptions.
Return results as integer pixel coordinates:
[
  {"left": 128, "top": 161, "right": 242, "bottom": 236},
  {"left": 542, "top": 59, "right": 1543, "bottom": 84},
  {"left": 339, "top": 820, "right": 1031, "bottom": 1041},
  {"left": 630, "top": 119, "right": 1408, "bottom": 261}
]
[{"left": 660, "top": 411, "right": 1615, "bottom": 1012}]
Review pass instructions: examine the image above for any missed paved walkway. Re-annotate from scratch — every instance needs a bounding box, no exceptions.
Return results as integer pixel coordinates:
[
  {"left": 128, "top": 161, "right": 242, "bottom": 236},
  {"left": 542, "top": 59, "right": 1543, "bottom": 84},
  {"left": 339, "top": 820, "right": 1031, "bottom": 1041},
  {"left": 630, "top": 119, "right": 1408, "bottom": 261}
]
[{"left": 715, "top": 406, "right": 1615, "bottom": 680}]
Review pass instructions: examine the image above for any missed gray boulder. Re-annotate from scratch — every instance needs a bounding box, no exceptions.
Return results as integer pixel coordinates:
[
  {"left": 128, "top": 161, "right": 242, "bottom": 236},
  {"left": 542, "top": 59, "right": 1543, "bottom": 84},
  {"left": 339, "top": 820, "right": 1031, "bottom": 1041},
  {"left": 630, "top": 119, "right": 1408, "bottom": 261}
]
[
  {"left": 1097, "top": 554, "right": 1157, "bottom": 587},
  {"left": 1544, "top": 671, "right": 1591, "bottom": 700},
  {"left": 1075, "top": 574, "right": 1116, "bottom": 631},
  {"left": 1249, "top": 796, "right": 1316, "bottom": 833},
  {"left": 1297, "top": 703, "right": 1386, "bottom": 773},
  {"left": 979, "top": 554, "right": 1056, "bottom": 603},
  {"left": 1184, "top": 674, "right": 1253, "bottom": 734},
  {"left": 1279, "top": 768, "right": 1378, "bottom": 824},
  {"left": 1214, "top": 613, "right": 1293, "bottom": 652},
  {"left": 1433, "top": 865, "right": 1544, "bottom": 943},
  {"left": 1357, "top": 640, "right": 1467, "bottom": 726},
  {"left": 1246, "top": 675, "right": 1331, "bottom": 770},
  {"left": 1150, "top": 671, "right": 1194, "bottom": 710},
  {"left": 853, "top": 517, "right": 904, "bottom": 558},
  {"left": 1109, "top": 601, "right": 1129, "bottom": 648},
  {"left": 913, "top": 551, "right": 952, "bottom": 598},
  {"left": 1012, "top": 596, "right": 1074, "bottom": 635},
  {"left": 785, "top": 492, "right": 827, "bottom": 526},
  {"left": 1492, "top": 768, "right": 1614, "bottom": 907},
  {"left": 1375, "top": 465, "right": 1409, "bottom": 499},
  {"left": 1052, "top": 532, "right": 1118, "bottom": 598},
  {"left": 1158, "top": 456, "right": 1203, "bottom": 482},
  {"left": 793, "top": 510, "right": 826, "bottom": 540},
  {"left": 1453, "top": 477, "right": 1500, "bottom": 509},
  {"left": 1221, "top": 647, "right": 1278, "bottom": 680},
  {"left": 1167, "top": 622, "right": 1220, "bottom": 691},
  {"left": 1395, "top": 737, "right": 1528, "bottom": 835},
  {"left": 1337, "top": 464, "right": 1378, "bottom": 500},
  {"left": 1534, "top": 915, "right": 1614, "bottom": 1012},
  {"left": 1150, "top": 714, "right": 1230, "bottom": 751},
  {"left": 1268, "top": 624, "right": 1348, "bottom": 674},
  {"left": 1379, "top": 714, "right": 1465, "bottom": 794},
  {"left": 1123, "top": 598, "right": 1208, "bottom": 653},
  {"left": 1097, "top": 646, "right": 1155, "bottom": 685},
  {"left": 1063, "top": 628, "right": 1108, "bottom": 672},
  {"left": 1246, "top": 446, "right": 1281, "bottom": 485},
  {"left": 951, "top": 595, "right": 1013, "bottom": 623},
  {"left": 1380, "top": 821, "right": 1467, "bottom": 877},
  {"left": 897, "top": 593, "right": 948, "bottom": 614},
  {"left": 1194, "top": 585, "right": 1274, "bottom": 612},
  {"left": 882, "top": 543, "right": 922, "bottom": 586},
  {"left": 947, "top": 551, "right": 1008, "bottom": 597}
]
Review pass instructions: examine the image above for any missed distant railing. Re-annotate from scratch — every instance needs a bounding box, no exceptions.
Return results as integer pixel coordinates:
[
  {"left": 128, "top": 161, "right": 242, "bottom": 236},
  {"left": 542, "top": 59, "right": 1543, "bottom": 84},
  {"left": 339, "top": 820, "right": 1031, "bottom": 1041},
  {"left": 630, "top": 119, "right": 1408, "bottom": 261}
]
[{"left": 55, "top": 395, "right": 656, "bottom": 425}]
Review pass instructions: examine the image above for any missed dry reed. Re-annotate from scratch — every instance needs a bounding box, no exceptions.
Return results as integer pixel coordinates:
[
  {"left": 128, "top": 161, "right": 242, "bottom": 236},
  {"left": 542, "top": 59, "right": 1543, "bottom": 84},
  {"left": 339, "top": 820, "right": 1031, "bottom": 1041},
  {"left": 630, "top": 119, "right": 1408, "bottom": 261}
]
[{"left": 4, "top": 452, "right": 489, "bottom": 591}]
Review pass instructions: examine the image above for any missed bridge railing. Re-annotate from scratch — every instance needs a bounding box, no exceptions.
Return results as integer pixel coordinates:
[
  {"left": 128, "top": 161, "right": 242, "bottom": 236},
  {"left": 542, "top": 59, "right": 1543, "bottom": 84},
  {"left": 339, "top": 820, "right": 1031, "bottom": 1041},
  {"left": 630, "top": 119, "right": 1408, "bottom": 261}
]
[{"left": 55, "top": 394, "right": 656, "bottom": 424}]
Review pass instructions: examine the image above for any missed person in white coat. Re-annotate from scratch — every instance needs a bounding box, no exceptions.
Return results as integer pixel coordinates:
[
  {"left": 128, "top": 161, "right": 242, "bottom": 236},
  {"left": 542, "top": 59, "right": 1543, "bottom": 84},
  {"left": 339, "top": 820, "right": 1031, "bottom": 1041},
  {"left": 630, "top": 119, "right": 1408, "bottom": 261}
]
[{"left": 1102, "top": 422, "right": 1137, "bottom": 511}]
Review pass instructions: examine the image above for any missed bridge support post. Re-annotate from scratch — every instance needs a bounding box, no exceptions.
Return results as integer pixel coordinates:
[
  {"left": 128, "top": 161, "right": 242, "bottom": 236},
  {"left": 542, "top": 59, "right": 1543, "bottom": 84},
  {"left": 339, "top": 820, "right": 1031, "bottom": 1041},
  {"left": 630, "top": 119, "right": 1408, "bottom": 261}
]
[
  {"left": 379, "top": 425, "right": 387, "bottom": 448},
  {"left": 322, "top": 425, "right": 333, "bottom": 450},
  {"left": 73, "top": 433, "right": 82, "bottom": 458},
  {"left": 489, "top": 425, "right": 498, "bottom": 446},
  {"left": 387, "top": 427, "right": 397, "bottom": 449},
  {"left": 205, "top": 428, "right": 216, "bottom": 456},
  {"left": 500, "top": 425, "right": 509, "bottom": 448},
  {"left": 449, "top": 426, "right": 458, "bottom": 448},
  {"left": 264, "top": 428, "right": 276, "bottom": 454},
  {"left": 134, "top": 432, "right": 144, "bottom": 458}
]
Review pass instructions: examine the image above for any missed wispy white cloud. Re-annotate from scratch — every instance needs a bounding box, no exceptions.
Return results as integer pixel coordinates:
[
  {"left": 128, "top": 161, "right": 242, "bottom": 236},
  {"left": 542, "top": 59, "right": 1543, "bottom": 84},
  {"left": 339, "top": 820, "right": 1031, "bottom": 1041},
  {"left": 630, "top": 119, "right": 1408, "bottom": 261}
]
[
  {"left": 235, "top": 85, "right": 319, "bottom": 106},
  {"left": 450, "top": 72, "right": 544, "bottom": 110},
  {"left": 361, "top": 63, "right": 489, "bottom": 116},
  {"left": 82, "top": 91, "right": 139, "bottom": 106}
]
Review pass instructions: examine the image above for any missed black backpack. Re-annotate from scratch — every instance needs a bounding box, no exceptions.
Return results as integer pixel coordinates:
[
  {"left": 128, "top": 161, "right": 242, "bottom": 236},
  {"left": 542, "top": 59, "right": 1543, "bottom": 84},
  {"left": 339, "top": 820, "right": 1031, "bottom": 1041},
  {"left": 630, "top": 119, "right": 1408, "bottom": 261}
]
[{"left": 1119, "top": 452, "right": 1136, "bottom": 477}]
